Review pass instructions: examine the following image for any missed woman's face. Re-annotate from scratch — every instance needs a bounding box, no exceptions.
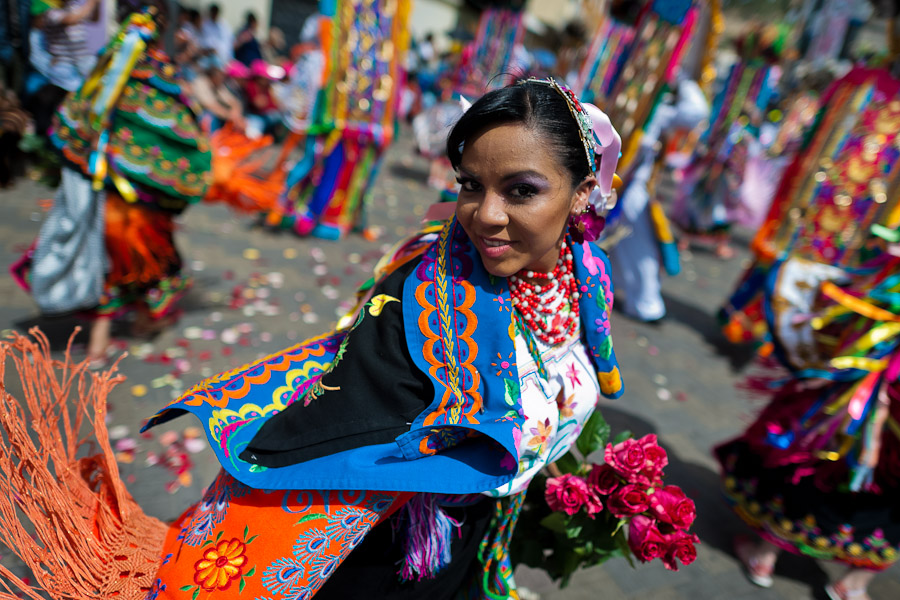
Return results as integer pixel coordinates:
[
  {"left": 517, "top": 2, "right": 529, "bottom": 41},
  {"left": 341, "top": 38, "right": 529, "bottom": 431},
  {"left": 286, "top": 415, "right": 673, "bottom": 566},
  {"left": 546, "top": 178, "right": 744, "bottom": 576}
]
[{"left": 455, "top": 122, "right": 594, "bottom": 278}]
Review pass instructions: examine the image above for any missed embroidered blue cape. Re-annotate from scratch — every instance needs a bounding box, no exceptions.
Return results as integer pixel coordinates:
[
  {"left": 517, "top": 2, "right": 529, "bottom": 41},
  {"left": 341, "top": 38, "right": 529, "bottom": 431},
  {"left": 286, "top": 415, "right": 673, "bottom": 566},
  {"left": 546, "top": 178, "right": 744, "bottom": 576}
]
[{"left": 143, "top": 219, "right": 623, "bottom": 493}]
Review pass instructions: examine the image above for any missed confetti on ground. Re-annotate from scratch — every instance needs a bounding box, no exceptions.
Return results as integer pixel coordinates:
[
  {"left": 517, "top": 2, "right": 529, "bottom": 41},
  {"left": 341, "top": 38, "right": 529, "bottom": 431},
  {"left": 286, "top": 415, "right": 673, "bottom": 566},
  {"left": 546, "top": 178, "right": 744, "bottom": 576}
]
[
  {"left": 657, "top": 388, "right": 671, "bottom": 401},
  {"left": 131, "top": 384, "right": 147, "bottom": 397},
  {"left": 243, "top": 248, "right": 260, "bottom": 260},
  {"left": 109, "top": 425, "right": 130, "bottom": 440},
  {"left": 652, "top": 374, "right": 668, "bottom": 386},
  {"left": 185, "top": 438, "right": 206, "bottom": 454},
  {"left": 221, "top": 328, "right": 239, "bottom": 344},
  {"left": 284, "top": 248, "right": 297, "bottom": 259}
]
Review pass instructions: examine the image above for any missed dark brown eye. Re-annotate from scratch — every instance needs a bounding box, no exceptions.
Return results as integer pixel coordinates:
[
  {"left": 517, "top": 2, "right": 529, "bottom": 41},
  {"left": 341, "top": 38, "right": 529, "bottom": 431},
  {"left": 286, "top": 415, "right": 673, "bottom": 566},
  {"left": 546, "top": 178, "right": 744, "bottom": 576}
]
[
  {"left": 509, "top": 184, "right": 538, "bottom": 199},
  {"left": 456, "top": 177, "right": 482, "bottom": 193}
]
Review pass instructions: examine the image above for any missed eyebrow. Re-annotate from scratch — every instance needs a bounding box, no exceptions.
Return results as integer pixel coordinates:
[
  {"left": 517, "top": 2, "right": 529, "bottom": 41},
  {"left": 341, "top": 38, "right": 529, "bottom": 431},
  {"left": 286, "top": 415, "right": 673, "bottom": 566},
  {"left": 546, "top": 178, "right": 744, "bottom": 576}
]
[{"left": 458, "top": 168, "right": 549, "bottom": 182}]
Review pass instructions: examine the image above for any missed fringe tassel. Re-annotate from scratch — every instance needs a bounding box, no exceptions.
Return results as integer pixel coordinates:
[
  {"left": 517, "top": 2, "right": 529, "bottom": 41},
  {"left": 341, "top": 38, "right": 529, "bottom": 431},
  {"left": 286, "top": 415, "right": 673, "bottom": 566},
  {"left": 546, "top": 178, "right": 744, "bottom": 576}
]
[
  {"left": 396, "top": 493, "right": 458, "bottom": 582},
  {"left": 0, "top": 328, "right": 165, "bottom": 600}
]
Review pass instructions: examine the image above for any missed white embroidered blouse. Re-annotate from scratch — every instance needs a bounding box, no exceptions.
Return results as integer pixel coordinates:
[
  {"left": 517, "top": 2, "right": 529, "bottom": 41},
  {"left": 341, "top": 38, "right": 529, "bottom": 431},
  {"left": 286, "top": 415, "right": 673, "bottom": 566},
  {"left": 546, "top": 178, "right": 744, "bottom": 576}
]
[{"left": 486, "top": 327, "right": 601, "bottom": 497}]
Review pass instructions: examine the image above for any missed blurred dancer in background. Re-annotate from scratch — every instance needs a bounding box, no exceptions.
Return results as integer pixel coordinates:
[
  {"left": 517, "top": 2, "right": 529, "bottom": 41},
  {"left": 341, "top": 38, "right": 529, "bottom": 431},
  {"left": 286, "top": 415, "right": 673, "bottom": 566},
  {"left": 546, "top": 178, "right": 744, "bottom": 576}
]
[{"left": 11, "top": 3, "right": 211, "bottom": 367}]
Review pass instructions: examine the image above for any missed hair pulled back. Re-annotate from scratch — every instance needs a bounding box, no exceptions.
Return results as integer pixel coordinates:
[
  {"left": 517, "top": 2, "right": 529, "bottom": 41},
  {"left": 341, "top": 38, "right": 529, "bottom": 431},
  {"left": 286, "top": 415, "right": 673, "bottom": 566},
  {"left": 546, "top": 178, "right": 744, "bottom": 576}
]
[{"left": 446, "top": 80, "right": 591, "bottom": 186}]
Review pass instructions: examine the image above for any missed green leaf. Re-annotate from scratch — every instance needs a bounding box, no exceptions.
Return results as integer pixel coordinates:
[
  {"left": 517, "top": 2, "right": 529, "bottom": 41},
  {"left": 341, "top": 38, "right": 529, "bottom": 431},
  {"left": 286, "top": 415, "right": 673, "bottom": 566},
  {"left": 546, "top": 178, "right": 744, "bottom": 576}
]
[
  {"left": 245, "top": 566, "right": 256, "bottom": 577},
  {"left": 215, "top": 530, "right": 223, "bottom": 542},
  {"left": 565, "top": 523, "right": 583, "bottom": 539},
  {"left": 595, "top": 287, "right": 607, "bottom": 311},
  {"left": 239, "top": 577, "right": 246, "bottom": 593},
  {"left": 503, "top": 378, "right": 520, "bottom": 407},
  {"left": 246, "top": 534, "right": 259, "bottom": 544},
  {"left": 540, "top": 512, "right": 567, "bottom": 533},
  {"left": 243, "top": 525, "right": 249, "bottom": 540},
  {"left": 614, "top": 528, "right": 636, "bottom": 568},
  {"left": 576, "top": 409, "right": 611, "bottom": 457},
  {"left": 296, "top": 512, "right": 328, "bottom": 526},
  {"left": 192, "top": 587, "right": 200, "bottom": 600},
  {"left": 599, "top": 336, "right": 612, "bottom": 359},
  {"left": 612, "top": 430, "right": 633, "bottom": 445},
  {"left": 553, "top": 452, "right": 580, "bottom": 475},
  {"left": 201, "top": 538, "right": 213, "bottom": 548},
  {"left": 179, "top": 585, "right": 194, "bottom": 592}
]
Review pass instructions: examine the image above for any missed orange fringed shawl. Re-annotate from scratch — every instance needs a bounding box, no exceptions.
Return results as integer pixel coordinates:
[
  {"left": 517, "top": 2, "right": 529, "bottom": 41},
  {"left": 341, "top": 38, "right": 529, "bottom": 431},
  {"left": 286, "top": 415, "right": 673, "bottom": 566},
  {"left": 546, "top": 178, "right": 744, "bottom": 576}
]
[{"left": 0, "top": 330, "right": 165, "bottom": 600}]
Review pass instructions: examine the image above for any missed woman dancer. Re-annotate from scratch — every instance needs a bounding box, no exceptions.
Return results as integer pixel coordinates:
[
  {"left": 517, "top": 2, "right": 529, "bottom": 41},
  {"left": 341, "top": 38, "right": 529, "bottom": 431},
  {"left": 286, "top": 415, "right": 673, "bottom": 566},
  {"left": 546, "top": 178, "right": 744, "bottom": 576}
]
[
  {"left": 0, "top": 78, "right": 670, "bottom": 600},
  {"left": 11, "top": 4, "right": 212, "bottom": 367},
  {"left": 716, "top": 66, "right": 900, "bottom": 600}
]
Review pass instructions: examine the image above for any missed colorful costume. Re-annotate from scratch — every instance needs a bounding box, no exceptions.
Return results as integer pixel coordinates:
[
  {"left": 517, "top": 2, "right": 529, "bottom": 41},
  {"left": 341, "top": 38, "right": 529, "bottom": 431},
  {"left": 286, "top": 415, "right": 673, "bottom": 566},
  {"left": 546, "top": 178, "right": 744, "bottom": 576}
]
[
  {"left": 720, "top": 67, "right": 899, "bottom": 345},
  {"left": 578, "top": 0, "right": 713, "bottom": 321},
  {"left": 0, "top": 219, "right": 625, "bottom": 600},
  {"left": 12, "top": 11, "right": 211, "bottom": 320},
  {"left": 670, "top": 29, "right": 782, "bottom": 241},
  {"left": 715, "top": 66, "right": 900, "bottom": 571},
  {"left": 267, "top": 0, "right": 411, "bottom": 240}
]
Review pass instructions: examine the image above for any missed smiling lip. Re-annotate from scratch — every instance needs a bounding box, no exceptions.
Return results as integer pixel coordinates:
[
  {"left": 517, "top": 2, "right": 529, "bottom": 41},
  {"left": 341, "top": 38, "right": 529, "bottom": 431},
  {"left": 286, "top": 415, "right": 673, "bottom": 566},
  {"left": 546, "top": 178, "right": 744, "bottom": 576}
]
[{"left": 479, "top": 237, "right": 513, "bottom": 258}]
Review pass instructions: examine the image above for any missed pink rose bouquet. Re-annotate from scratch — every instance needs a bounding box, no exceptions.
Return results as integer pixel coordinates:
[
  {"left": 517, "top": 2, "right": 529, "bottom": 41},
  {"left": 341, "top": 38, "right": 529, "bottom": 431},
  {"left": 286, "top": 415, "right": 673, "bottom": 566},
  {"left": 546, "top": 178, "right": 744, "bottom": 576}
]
[{"left": 512, "top": 411, "right": 700, "bottom": 586}]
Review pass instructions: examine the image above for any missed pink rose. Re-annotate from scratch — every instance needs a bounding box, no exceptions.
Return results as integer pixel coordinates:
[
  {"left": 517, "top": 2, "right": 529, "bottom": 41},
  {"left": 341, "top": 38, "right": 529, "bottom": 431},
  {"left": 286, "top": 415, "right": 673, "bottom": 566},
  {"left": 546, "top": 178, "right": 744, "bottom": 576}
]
[
  {"left": 605, "top": 434, "right": 670, "bottom": 486},
  {"left": 661, "top": 530, "right": 699, "bottom": 571},
  {"left": 649, "top": 485, "right": 696, "bottom": 530},
  {"left": 545, "top": 474, "right": 591, "bottom": 516},
  {"left": 606, "top": 484, "right": 650, "bottom": 517},
  {"left": 638, "top": 434, "right": 668, "bottom": 485},
  {"left": 627, "top": 515, "right": 667, "bottom": 563},
  {"left": 588, "top": 463, "right": 621, "bottom": 495},
  {"left": 584, "top": 488, "right": 604, "bottom": 518},
  {"left": 604, "top": 438, "right": 646, "bottom": 478}
]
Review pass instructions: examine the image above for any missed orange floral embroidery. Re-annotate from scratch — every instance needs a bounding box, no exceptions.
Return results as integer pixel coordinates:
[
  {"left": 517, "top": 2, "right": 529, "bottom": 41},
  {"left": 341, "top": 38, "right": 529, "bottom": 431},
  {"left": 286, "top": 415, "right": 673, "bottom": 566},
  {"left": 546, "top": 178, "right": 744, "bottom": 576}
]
[
  {"left": 193, "top": 538, "right": 247, "bottom": 591},
  {"left": 559, "top": 393, "right": 577, "bottom": 419},
  {"left": 528, "top": 418, "right": 553, "bottom": 454}
]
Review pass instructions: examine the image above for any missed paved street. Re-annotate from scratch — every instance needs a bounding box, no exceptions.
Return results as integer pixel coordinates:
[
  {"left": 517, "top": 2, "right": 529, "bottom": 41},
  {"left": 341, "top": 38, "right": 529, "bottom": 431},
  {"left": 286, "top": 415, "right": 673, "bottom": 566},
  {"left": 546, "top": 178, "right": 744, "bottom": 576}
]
[{"left": 1, "top": 129, "right": 898, "bottom": 599}]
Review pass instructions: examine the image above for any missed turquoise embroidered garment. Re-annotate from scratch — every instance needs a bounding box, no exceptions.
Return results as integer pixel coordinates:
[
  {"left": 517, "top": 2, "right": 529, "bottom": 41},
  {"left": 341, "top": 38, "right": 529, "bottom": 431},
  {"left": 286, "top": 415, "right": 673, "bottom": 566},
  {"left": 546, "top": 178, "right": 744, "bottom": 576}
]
[{"left": 142, "top": 218, "right": 623, "bottom": 494}]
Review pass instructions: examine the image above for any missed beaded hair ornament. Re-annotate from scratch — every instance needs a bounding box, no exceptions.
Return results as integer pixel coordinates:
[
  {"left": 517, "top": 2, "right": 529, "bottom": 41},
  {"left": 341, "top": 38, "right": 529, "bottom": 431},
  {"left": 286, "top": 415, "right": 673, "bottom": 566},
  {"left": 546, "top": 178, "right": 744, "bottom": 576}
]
[{"left": 517, "top": 77, "right": 622, "bottom": 241}]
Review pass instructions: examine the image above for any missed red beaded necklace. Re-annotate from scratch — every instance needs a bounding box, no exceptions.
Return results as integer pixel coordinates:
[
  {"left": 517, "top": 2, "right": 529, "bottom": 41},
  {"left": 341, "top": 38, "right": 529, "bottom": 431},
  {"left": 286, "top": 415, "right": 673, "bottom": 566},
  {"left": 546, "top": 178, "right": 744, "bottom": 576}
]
[{"left": 508, "top": 239, "right": 580, "bottom": 346}]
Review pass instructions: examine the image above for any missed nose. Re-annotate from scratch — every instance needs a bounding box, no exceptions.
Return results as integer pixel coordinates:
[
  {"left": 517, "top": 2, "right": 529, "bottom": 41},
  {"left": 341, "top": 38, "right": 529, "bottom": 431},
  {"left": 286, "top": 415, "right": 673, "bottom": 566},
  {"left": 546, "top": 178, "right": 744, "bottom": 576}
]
[{"left": 475, "top": 190, "right": 508, "bottom": 229}]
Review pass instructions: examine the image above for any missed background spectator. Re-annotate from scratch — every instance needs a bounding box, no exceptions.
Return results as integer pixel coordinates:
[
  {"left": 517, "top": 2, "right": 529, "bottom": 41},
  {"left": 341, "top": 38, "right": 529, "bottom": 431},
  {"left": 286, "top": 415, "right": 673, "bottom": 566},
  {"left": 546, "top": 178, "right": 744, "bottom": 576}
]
[
  {"left": 234, "top": 11, "right": 263, "bottom": 66},
  {"left": 200, "top": 3, "right": 232, "bottom": 65}
]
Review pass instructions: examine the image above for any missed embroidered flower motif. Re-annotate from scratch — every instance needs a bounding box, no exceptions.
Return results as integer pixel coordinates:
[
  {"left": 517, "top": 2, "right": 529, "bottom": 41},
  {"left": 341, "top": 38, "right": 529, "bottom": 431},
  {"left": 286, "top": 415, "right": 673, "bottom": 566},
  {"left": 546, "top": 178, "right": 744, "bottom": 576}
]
[
  {"left": 579, "top": 276, "right": 596, "bottom": 299},
  {"left": 367, "top": 294, "right": 400, "bottom": 316},
  {"left": 595, "top": 311, "right": 610, "bottom": 336},
  {"left": 493, "top": 294, "right": 511, "bottom": 312},
  {"left": 492, "top": 352, "right": 516, "bottom": 377},
  {"left": 565, "top": 363, "right": 582, "bottom": 388},
  {"left": 193, "top": 538, "right": 247, "bottom": 591},
  {"left": 559, "top": 392, "right": 578, "bottom": 419},
  {"left": 528, "top": 418, "right": 553, "bottom": 453}
]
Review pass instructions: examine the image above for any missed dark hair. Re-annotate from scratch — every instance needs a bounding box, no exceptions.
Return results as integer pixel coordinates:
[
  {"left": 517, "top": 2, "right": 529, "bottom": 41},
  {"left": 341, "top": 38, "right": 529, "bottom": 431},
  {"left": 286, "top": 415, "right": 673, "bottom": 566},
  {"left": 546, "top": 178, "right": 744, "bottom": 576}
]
[
  {"left": 209, "top": 4, "right": 220, "bottom": 18},
  {"left": 446, "top": 80, "right": 590, "bottom": 186},
  {"left": 246, "top": 11, "right": 257, "bottom": 26}
]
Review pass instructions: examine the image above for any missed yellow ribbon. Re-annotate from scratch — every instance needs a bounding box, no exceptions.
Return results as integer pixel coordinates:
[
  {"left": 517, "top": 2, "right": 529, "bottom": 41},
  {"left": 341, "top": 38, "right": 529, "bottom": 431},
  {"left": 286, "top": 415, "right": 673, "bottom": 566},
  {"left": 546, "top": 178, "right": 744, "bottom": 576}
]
[
  {"left": 844, "top": 322, "right": 900, "bottom": 356},
  {"left": 829, "top": 356, "right": 888, "bottom": 372},
  {"left": 110, "top": 171, "right": 138, "bottom": 203}
]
